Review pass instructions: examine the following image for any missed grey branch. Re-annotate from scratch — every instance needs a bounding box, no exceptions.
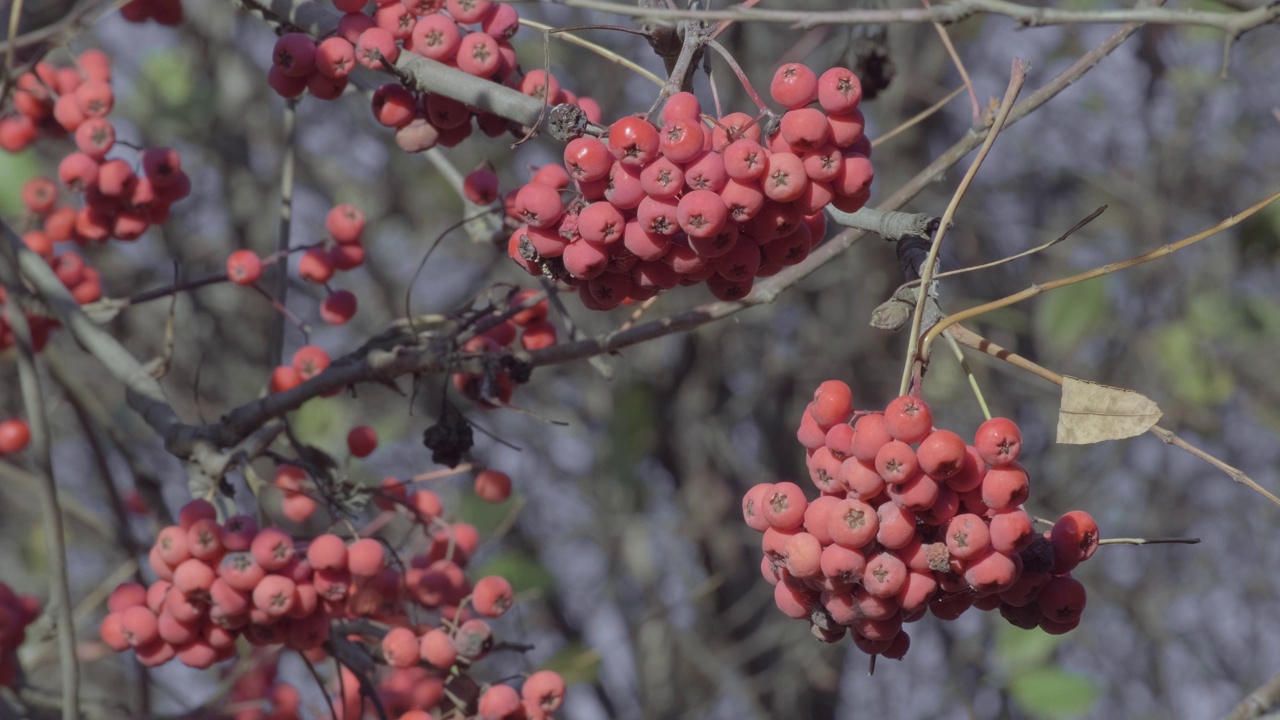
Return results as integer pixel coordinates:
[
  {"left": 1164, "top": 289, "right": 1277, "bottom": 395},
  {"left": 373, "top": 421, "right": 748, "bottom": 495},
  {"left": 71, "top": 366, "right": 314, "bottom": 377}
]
[
  {"left": 826, "top": 207, "right": 936, "bottom": 242},
  {"left": 546, "top": 0, "right": 1280, "bottom": 34}
]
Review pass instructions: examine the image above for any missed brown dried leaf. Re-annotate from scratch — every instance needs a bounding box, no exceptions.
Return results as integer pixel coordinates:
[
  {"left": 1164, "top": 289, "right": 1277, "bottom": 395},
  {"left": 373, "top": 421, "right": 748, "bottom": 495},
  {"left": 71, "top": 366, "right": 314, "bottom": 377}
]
[{"left": 1056, "top": 376, "right": 1163, "bottom": 444}]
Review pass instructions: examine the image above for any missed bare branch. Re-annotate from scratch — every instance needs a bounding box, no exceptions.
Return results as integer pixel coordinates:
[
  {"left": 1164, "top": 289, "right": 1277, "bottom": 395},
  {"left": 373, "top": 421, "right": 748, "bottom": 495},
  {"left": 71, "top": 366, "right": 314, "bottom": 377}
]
[{"left": 546, "top": 0, "right": 1280, "bottom": 34}]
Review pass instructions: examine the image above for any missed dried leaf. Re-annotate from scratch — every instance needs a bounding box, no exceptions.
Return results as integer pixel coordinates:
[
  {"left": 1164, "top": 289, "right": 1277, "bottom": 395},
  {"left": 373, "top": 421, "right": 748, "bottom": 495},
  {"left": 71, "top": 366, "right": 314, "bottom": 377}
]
[{"left": 1056, "top": 376, "right": 1162, "bottom": 444}]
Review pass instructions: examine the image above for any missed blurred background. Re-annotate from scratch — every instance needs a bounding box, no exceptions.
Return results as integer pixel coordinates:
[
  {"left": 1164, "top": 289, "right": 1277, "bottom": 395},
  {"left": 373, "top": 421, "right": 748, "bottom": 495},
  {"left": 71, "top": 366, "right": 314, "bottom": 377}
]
[{"left": 2, "top": 0, "right": 1279, "bottom": 718}]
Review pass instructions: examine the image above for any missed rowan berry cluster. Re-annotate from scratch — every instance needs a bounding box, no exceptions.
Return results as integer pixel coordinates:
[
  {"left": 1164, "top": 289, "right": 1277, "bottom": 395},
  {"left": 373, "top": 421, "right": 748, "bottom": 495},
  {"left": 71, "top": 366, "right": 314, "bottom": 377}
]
[
  {"left": 0, "top": 583, "right": 41, "bottom": 688},
  {"left": 505, "top": 63, "right": 872, "bottom": 306},
  {"left": 102, "top": 465, "right": 564, "bottom": 719},
  {"left": 0, "top": 249, "right": 100, "bottom": 352},
  {"left": 453, "top": 289, "right": 554, "bottom": 408},
  {"left": 2, "top": 51, "right": 191, "bottom": 242},
  {"left": 743, "top": 381, "right": 1096, "bottom": 658},
  {"left": 267, "top": 1, "right": 600, "bottom": 156},
  {"left": 227, "top": 203, "right": 367, "bottom": 328},
  {"left": 120, "top": 0, "right": 183, "bottom": 24}
]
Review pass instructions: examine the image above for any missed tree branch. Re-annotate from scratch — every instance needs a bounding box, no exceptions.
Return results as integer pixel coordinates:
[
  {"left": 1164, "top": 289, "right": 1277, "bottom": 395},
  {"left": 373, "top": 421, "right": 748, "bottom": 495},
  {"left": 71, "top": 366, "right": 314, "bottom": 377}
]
[
  {"left": 546, "top": 0, "right": 1280, "bottom": 34},
  {"left": 0, "top": 225, "right": 79, "bottom": 720}
]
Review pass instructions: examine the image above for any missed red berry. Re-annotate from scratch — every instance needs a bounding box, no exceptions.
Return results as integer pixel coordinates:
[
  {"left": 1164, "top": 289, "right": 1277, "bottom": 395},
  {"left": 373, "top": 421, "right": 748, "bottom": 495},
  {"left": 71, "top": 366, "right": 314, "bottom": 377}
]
[
  {"left": 1037, "top": 575, "right": 1086, "bottom": 624},
  {"left": 225, "top": 250, "right": 262, "bottom": 285},
  {"left": 456, "top": 32, "right": 501, "bottom": 77},
  {"left": 1050, "top": 510, "right": 1100, "bottom": 567},
  {"left": 273, "top": 33, "right": 317, "bottom": 77},
  {"left": 472, "top": 575, "right": 514, "bottom": 618},
  {"left": 0, "top": 420, "right": 31, "bottom": 454},
  {"left": 883, "top": 395, "right": 933, "bottom": 444},
  {"left": 315, "top": 37, "right": 357, "bottom": 79},
  {"left": 917, "top": 429, "right": 967, "bottom": 480},
  {"left": 981, "top": 462, "right": 1030, "bottom": 512},
  {"left": 327, "top": 204, "right": 366, "bottom": 244},
  {"left": 474, "top": 469, "right": 512, "bottom": 503},
  {"left": 320, "top": 289, "right": 358, "bottom": 325},
  {"left": 974, "top": 417, "right": 1022, "bottom": 467},
  {"left": 817, "top": 67, "right": 863, "bottom": 114},
  {"left": 347, "top": 425, "right": 378, "bottom": 457},
  {"left": 381, "top": 626, "right": 419, "bottom": 668},
  {"left": 874, "top": 440, "right": 918, "bottom": 485},
  {"left": 607, "top": 116, "right": 660, "bottom": 167},
  {"left": 769, "top": 63, "right": 818, "bottom": 109},
  {"left": 523, "top": 670, "right": 567, "bottom": 713},
  {"left": 762, "top": 481, "right": 807, "bottom": 531},
  {"left": 827, "top": 498, "right": 878, "bottom": 549},
  {"left": 355, "top": 27, "right": 400, "bottom": 70}
]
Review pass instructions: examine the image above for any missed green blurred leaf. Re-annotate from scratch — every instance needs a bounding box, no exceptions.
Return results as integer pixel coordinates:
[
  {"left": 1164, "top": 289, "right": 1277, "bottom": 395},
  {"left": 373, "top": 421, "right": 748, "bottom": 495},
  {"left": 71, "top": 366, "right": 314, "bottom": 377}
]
[
  {"left": 290, "top": 398, "right": 339, "bottom": 446},
  {"left": 0, "top": 149, "right": 41, "bottom": 217},
  {"left": 1009, "top": 667, "right": 1098, "bottom": 719},
  {"left": 996, "top": 624, "right": 1062, "bottom": 670},
  {"left": 538, "top": 642, "right": 601, "bottom": 686},
  {"left": 472, "top": 549, "right": 553, "bottom": 595},
  {"left": 455, "top": 491, "right": 518, "bottom": 535},
  {"left": 1153, "top": 323, "right": 1235, "bottom": 405},
  {"left": 140, "top": 49, "right": 193, "bottom": 108},
  {"left": 1034, "top": 277, "right": 1108, "bottom": 355},
  {"left": 23, "top": 523, "right": 46, "bottom": 571}
]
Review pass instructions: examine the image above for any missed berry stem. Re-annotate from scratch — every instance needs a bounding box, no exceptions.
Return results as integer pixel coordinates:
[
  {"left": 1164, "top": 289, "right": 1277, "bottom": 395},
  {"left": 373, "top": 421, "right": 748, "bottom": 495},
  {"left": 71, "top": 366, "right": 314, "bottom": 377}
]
[
  {"left": 942, "top": 330, "right": 991, "bottom": 420},
  {"left": 1099, "top": 537, "right": 1201, "bottom": 546},
  {"left": 647, "top": 20, "right": 710, "bottom": 119},
  {"left": 899, "top": 58, "right": 1027, "bottom": 397},
  {"left": 873, "top": 84, "right": 965, "bottom": 149},
  {"left": 522, "top": 21, "right": 663, "bottom": 87},
  {"left": 704, "top": 38, "right": 770, "bottom": 113},
  {"left": 920, "top": 0, "right": 982, "bottom": 127}
]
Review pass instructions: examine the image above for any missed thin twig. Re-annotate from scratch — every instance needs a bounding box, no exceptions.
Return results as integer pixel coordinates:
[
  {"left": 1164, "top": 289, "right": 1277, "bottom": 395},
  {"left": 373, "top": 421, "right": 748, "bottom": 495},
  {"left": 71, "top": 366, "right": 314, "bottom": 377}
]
[
  {"left": 1098, "top": 537, "right": 1200, "bottom": 545},
  {"left": 871, "top": 85, "right": 966, "bottom": 148},
  {"left": 517, "top": 20, "right": 664, "bottom": 86},
  {"left": 900, "top": 205, "right": 1107, "bottom": 288},
  {"left": 900, "top": 58, "right": 1028, "bottom": 395},
  {"left": 922, "top": 188, "right": 1280, "bottom": 357},
  {"left": 946, "top": 324, "right": 1280, "bottom": 506},
  {"left": 921, "top": 0, "right": 981, "bottom": 125}
]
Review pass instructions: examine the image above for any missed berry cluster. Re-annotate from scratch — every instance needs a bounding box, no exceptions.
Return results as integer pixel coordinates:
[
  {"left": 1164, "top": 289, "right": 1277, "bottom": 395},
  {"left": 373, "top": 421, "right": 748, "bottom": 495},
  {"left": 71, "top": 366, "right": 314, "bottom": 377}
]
[
  {"left": 228, "top": 203, "right": 367, "bottom": 327},
  {"left": 0, "top": 583, "right": 41, "bottom": 688},
  {"left": 120, "top": 0, "right": 183, "bottom": 24},
  {"left": 2, "top": 51, "right": 191, "bottom": 242},
  {"left": 0, "top": 420, "right": 30, "bottom": 456},
  {"left": 223, "top": 659, "right": 303, "bottom": 720},
  {"left": 742, "top": 381, "right": 1097, "bottom": 658},
  {"left": 453, "top": 289, "right": 555, "bottom": 408},
  {"left": 267, "top": 3, "right": 600, "bottom": 155},
  {"left": 505, "top": 63, "right": 872, "bottom": 306},
  {"left": 269, "top": 344, "right": 334, "bottom": 396},
  {"left": 0, "top": 249, "right": 101, "bottom": 353},
  {"left": 102, "top": 466, "right": 565, "bottom": 718}
]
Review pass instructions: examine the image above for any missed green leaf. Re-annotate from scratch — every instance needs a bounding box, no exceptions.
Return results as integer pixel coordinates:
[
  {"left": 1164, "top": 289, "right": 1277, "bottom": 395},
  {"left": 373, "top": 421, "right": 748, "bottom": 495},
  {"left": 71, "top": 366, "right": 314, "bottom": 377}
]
[
  {"left": 1152, "top": 323, "right": 1235, "bottom": 405},
  {"left": 0, "top": 149, "right": 41, "bottom": 217},
  {"left": 995, "top": 624, "right": 1062, "bottom": 670},
  {"left": 140, "top": 49, "right": 193, "bottom": 108},
  {"left": 537, "top": 642, "right": 601, "bottom": 687},
  {"left": 472, "top": 549, "right": 553, "bottom": 595},
  {"left": 1034, "top": 276, "right": 1108, "bottom": 355},
  {"left": 454, "top": 491, "right": 518, "bottom": 536},
  {"left": 1009, "top": 667, "right": 1098, "bottom": 719}
]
